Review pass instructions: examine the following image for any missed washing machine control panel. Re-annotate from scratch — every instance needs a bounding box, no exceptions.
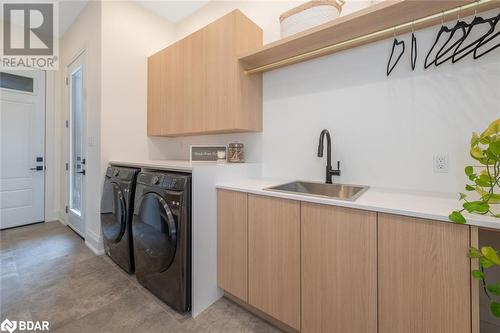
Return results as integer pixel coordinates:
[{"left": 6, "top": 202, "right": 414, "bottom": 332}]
[
  {"left": 106, "top": 166, "right": 139, "bottom": 181},
  {"left": 152, "top": 175, "right": 161, "bottom": 185},
  {"left": 137, "top": 172, "right": 189, "bottom": 192}
]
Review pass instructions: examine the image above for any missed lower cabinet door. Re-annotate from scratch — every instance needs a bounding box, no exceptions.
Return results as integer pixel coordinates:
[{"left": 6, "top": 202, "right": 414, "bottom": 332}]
[
  {"left": 248, "top": 195, "right": 301, "bottom": 330},
  {"left": 378, "top": 213, "right": 471, "bottom": 333},
  {"left": 217, "top": 190, "right": 248, "bottom": 301},
  {"left": 301, "top": 202, "right": 378, "bottom": 333}
]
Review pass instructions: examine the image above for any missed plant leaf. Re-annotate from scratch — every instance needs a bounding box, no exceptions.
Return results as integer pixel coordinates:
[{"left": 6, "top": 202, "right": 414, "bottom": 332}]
[
  {"left": 465, "top": 184, "right": 475, "bottom": 191},
  {"left": 490, "top": 140, "right": 500, "bottom": 156},
  {"left": 463, "top": 201, "right": 490, "bottom": 214},
  {"left": 471, "top": 147, "right": 485, "bottom": 160},
  {"left": 465, "top": 166, "right": 474, "bottom": 176},
  {"left": 481, "top": 246, "right": 500, "bottom": 265},
  {"left": 475, "top": 175, "right": 491, "bottom": 187},
  {"left": 475, "top": 186, "right": 488, "bottom": 197},
  {"left": 471, "top": 132, "right": 480, "bottom": 146},
  {"left": 459, "top": 192, "right": 467, "bottom": 200},
  {"left": 487, "top": 283, "right": 500, "bottom": 296},
  {"left": 490, "top": 301, "right": 500, "bottom": 318},
  {"left": 480, "top": 119, "right": 500, "bottom": 139},
  {"left": 449, "top": 211, "right": 466, "bottom": 224},
  {"left": 472, "top": 269, "right": 485, "bottom": 279},
  {"left": 468, "top": 247, "right": 482, "bottom": 258},
  {"left": 482, "top": 193, "right": 500, "bottom": 204},
  {"left": 480, "top": 257, "right": 495, "bottom": 269}
]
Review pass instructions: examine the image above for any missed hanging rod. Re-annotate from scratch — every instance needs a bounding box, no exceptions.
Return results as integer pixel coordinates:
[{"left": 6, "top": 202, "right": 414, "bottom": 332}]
[{"left": 243, "top": 0, "right": 499, "bottom": 74}]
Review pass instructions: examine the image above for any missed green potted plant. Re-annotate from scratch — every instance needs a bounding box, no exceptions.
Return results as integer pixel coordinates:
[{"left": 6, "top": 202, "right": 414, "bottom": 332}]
[{"left": 449, "top": 118, "right": 500, "bottom": 318}]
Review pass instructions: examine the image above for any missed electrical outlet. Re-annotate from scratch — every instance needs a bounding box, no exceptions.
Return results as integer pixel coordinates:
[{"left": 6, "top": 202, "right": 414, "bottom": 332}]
[{"left": 434, "top": 154, "right": 449, "bottom": 173}]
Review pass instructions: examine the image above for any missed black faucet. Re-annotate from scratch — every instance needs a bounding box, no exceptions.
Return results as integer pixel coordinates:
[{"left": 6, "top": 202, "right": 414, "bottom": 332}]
[{"left": 317, "top": 129, "right": 341, "bottom": 184}]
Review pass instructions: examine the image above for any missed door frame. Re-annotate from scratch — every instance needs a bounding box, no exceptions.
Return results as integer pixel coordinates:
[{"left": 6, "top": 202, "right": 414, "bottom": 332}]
[
  {"left": 0, "top": 69, "right": 46, "bottom": 228},
  {"left": 65, "top": 49, "right": 87, "bottom": 238}
]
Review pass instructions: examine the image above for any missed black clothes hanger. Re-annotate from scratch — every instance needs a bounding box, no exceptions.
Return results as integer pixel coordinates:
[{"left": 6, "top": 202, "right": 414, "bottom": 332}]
[
  {"left": 424, "top": 15, "right": 448, "bottom": 69},
  {"left": 411, "top": 32, "right": 417, "bottom": 70},
  {"left": 387, "top": 38, "right": 405, "bottom": 76},
  {"left": 473, "top": 12, "right": 500, "bottom": 59},
  {"left": 451, "top": 14, "right": 495, "bottom": 63},
  {"left": 434, "top": 21, "right": 468, "bottom": 66}
]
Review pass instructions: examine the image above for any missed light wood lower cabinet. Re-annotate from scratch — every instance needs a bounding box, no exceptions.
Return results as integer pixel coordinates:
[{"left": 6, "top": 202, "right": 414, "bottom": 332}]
[
  {"left": 301, "top": 202, "right": 377, "bottom": 333},
  {"left": 217, "top": 191, "right": 474, "bottom": 333},
  {"left": 248, "top": 195, "right": 301, "bottom": 331},
  {"left": 378, "top": 213, "right": 471, "bottom": 333},
  {"left": 217, "top": 190, "right": 248, "bottom": 301}
]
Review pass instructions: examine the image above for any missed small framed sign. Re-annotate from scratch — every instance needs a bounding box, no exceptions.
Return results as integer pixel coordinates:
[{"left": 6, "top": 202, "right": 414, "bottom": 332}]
[{"left": 190, "top": 145, "right": 227, "bottom": 162}]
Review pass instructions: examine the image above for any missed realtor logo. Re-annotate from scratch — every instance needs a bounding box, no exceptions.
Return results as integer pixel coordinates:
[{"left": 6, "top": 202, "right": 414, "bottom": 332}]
[
  {"left": 1, "top": 2, "right": 59, "bottom": 69},
  {"left": 3, "top": 3, "right": 53, "bottom": 55},
  {"left": 0, "top": 319, "right": 17, "bottom": 333}
]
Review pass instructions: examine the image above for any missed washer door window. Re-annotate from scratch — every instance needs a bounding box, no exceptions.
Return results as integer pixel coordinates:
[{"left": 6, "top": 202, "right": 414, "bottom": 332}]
[
  {"left": 133, "top": 193, "right": 177, "bottom": 273},
  {"left": 100, "top": 181, "right": 127, "bottom": 243}
]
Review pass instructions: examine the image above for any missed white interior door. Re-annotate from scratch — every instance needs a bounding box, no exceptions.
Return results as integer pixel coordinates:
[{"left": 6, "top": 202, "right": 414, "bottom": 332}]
[
  {"left": 0, "top": 70, "right": 45, "bottom": 229},
  {"left": 67, "top": 53, "right": 86, "bottom": 237}
]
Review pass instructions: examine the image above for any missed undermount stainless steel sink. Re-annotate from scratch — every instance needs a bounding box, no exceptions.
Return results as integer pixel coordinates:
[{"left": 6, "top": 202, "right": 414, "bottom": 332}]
[{"left": 264, "top": 181, "right": 369, "bottom": 201}]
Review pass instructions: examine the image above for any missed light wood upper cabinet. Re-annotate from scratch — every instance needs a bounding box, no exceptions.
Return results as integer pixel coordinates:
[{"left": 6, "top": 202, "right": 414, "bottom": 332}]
[
  {"left": 147, "top": 10, "right": 263, "bottom": 137},
  {"left": 217, "top": 190, "right": 248, "bottom": 301},
  {"left": 378, "top": 213, "right": 471, "bottom": 333},
  {"left": 248, "top": 195, "right": 301, "bottom": 331},
  {"left": 301, "top": 202, "right": 377, "bottom": 333}
]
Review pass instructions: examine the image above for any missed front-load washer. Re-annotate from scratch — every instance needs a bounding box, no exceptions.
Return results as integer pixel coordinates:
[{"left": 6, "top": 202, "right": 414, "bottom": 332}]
[
  {"left": 100, "top": 166, "right": 140, "bottom": 274},
  {"left": 132, "top": 171, "right": 191, "bottom": 313}
]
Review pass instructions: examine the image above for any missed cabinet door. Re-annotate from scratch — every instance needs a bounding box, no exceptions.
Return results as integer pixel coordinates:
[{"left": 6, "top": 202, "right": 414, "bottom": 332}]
[
  {"left": 378, "top": 213, "right": 471, "bottom": 333},
  {"left": 217, "top": 190, "right": 248, "bottom": 301},
  {"left": 301, "top": 203, "right": 377, "bottom": 333},
  {"left": 147, "top": 10, "right": 262, "bottom": 137},
  {"left": 147, "top": 42, "right": 184, "bottom": 136},
  {"left": 248, "top": 195, "right": 301, "bottom": 330}
]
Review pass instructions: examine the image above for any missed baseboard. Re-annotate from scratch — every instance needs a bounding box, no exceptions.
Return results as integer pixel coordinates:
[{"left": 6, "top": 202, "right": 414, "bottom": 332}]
[
  {"left": 224, "top": 292, "right": 299, "bottom": 333},
  {"left": 85, "top": 229, "right": 104, "bottom": 255},
  {"left": 46, "top": 218, "right": 66, "bottom": 226}
]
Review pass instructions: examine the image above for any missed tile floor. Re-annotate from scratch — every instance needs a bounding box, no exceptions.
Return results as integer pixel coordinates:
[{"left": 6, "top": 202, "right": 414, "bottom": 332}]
[{"left": 0, "top": 222, "right": 280, "bottom": 332}]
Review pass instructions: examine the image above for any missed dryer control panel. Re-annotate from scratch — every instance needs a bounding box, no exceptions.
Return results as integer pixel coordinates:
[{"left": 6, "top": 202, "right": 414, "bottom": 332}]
[{"left": 137, "top": 172, "right": 189, "bottom": 192}]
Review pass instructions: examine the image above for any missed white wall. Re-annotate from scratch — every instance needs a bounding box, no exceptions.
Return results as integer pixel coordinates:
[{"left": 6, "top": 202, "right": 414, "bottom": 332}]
[
  {"left": 55, "top": 1, "right": 175, "bottom": 251},
  {"left": 45, "top": 71, "right": 60, "bottom": 222},
  {"left": 59, "top": 0, "right": 102, "bottom": 251},
  {"left": 157, "top": 1, "right": 500, "bottom": 195},
  {"left": 101, "top": 0, "right": 174, "bottom": 164}
]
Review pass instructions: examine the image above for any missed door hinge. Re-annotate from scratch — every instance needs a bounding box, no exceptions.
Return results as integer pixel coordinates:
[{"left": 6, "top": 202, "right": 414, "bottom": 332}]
[
  {"left": 65, "top": 206, "right": 69, "bottom": 214},
  {"left": 65, "top": 77, "right": 69, "bottom": 85},
  {"left": 65, "top": 163, "right": 69, "bottom": 171},
  {"left": 65, "top": 120, "right": 69, "bottom": 128}
]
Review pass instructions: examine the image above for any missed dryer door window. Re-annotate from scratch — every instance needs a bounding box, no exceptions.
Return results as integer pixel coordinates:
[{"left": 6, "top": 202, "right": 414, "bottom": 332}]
[
  {"left": 100, "top": 181, "right": 127, "bottom": 243},
  {"left": 133, "top": 192, "right": 177, "bottom": 273}
]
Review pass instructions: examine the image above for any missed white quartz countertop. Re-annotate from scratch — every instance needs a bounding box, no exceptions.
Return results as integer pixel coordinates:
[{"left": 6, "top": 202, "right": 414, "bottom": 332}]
[
  {"left": 109, "top": 159, "right": 258, "bottom": 172},
  {"left": 110, "top": 160, "right": 194, "bottom": 171},
  {"left": 216, "top": 178, "right": 500, "bottom": 231}
]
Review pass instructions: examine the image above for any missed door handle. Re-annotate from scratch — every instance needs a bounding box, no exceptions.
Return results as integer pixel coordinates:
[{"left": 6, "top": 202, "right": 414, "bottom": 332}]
[
  {"left": 30, "top": 166, "right": 44, "bottom": 171},
  {"left": 76, "top": 170, "right": 86, "bottom": 175}
]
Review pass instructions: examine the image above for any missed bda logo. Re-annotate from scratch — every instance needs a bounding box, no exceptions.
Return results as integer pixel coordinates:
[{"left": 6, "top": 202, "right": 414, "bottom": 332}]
[{"left": 0, "top": 319, "right": 17, "bottom": 333}]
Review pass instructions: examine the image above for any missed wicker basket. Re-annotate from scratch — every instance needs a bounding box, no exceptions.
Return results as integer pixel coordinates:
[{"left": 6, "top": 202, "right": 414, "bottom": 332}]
[{"left": 280, "top": 0, "right": 345, "bottom": 38}]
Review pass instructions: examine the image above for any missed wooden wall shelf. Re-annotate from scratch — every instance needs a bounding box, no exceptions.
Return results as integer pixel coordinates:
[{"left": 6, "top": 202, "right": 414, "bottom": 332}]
[{"left": 239, "top": 0, "right": 500, "bottom": 74}]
